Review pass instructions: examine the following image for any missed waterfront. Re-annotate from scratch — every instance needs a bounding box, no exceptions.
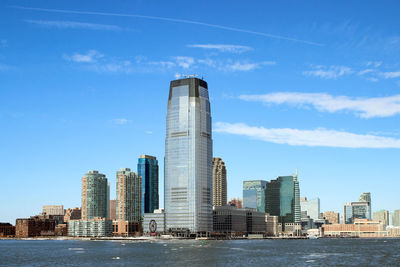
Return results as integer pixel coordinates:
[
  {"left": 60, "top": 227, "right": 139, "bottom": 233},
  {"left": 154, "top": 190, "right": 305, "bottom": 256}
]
[{"left": 1, "top": 239, "right": 400, "bottom": 266}]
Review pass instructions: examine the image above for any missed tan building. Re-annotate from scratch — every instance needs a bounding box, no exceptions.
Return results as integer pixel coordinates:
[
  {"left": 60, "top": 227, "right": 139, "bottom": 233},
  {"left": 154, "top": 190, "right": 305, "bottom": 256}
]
[
  {"left": 265, "top": 213, "right": 279, "bottom": 236},
  {"left": 322, "top": 219, "right": 388, "bottom": 237},
  {"left": 42, "top": 205, "right": 64, "bottom": 216},
  {"left": 323, "top": 211, "right": 340, "bottom": 224},
  {"left": 373, "top": 210, "right": 389, "bottom": 226},
  {"left": 212, "top": 158, "right": 227, "bottom": 207}
]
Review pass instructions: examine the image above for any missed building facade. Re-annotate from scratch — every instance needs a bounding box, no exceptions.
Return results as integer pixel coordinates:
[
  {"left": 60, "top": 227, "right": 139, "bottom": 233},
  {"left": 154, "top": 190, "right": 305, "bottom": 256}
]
[
  {"left": 393, "top": 210, "right": 400, "bottom": 226},
  {"left": 243, "top": 180, "right": 267, "bottom": 212},
  {"left": 15, "top": 217, "right": 56, "bottom": 238},
  {"left": 344, "top": 202, "right": 370, "bottom": 224},
  {"left": 64, "top": 208, "right": 81, "bottom": 223},
  {"left": 212, "top": 157, "right": 227, "bottom": 207},
  {"left": 164, "top": 78, "right": 213, "bottom": 234},
  {"left": 109, "top": 200, "right": 116, "bottom": 221},
  {"left": 373, "top": 210, "right": 389, "bottom": 226},
  {"left": 265, "top": 171, "right": 301, "bottom": 225},
  {"left": 143, "top": 209, "right": 166, "bottom": 235},
  {"left": 323, "top": 211, "right": 340, "bottom": 224},
  {"left": 0, "top": 223, "right": 15, "bottom": 237},
  {"left": 213, "top": 206, "right": 247, "bottom": 234},
  {"left": 68, "top": 218, "right": 112, "bottom": 237},
  {"left": 358, "top": 192, "right": 372, "bottom": 220},
  {"left": 81, "top": 170, "right": 109, "bottom": 220},
  {"left": 42, "top": 205, "right": 64, "bottom": 225},
  {"left": 116, "top": 168, "right": 141, "bottom": 223},
  {"left": 300, "top": 197, "right": 320, "bottom": 220},
  {"left": 138, "top": 155, "right": 159, "bottom": 214}
]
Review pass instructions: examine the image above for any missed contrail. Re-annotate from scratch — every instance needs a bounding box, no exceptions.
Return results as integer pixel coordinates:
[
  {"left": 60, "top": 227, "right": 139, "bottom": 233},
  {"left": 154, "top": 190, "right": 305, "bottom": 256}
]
[{"left": 11, "top": 5, "right": 324, "bottom": 46}]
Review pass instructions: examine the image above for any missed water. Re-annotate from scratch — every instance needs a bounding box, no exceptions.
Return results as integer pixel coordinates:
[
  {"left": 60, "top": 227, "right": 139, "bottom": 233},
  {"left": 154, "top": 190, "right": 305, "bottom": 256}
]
[{"left": 1, "top": 238, "right": 400, "bottom": 266}]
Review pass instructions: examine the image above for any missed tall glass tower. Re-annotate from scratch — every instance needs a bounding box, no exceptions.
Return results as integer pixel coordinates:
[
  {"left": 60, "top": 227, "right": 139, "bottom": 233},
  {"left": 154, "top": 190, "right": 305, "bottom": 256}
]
[
  {"left": 243, "top": 180, "right": 267, "bottom": 212},
  {"left": 137, "top": 155, "right": 159, "bottom": 214},
  {"left": 164, "top": 77, "right": 213, "bottom": 234}
]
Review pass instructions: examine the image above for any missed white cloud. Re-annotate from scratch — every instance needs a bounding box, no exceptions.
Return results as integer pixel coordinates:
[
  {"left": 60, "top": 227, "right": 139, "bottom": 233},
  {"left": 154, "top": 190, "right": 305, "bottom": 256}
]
[
  {"left": 64, "top": 50, "right": 103, "bottom": 63},
  {"left": 303, "top": 65, "right": 352, "bottom": 79},
  {"left": 111, "top": 118, "right": 130, "bottom": 125},
  {"left": 358, "top": 69, "right": 374, "bottom": 75},
  {"left": 145, "top": 130, "right": 153, "bottom": 134},
  {"left": 366, "top": 61, "right": 382, "bottom": 67},
  {"left": 239, "top": 92, "right": 400, "bottom": 118},
  {"left": 225, "top": 61, "right": 275, "bottom": 71},
  {"left": 148, "top": 61, "right": 176, "bottom": 68},
  {"left": 381, "top": 71, "right": 400, "bottom": 79},
  {"left": 187, "top": 44, "right": 253, "bottom": 53},
  {"left": 214, "top": 122, "right": 400, "bottom": 148},
  {"left": 173, "top": 56, "right": 195, "bottom": 69},
  {"left": 25, "top": 20, "right": 123, "bottom": 31}
]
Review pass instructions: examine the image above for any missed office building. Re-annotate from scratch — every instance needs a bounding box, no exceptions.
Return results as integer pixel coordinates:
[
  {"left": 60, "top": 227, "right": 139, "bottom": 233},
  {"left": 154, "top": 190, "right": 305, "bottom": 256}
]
[
  {"left": 213, "top": 206, "right": 247, "bottom": 234},
  {"left": 344, "top": 202, "right": 370, "bottom": 224},
  {"left": 322, "top": 219, "right": 387, "bottom": 237},
  {"left": 15, "top": 216, "right": 56, "bottom": 237},
  {"left": 243, "top": 180, "right": 267, "bottom": 212},
  {"left": 138, "top": 155, "right": 159, "bottom": 214},
  {"left": 164, "top": 77, "right": 213, "bottom": 235},
  {"left": 212, "top": 157, "right": 227, "bottom": 207},
  {"left": 358, "top": 192, "right": 372, "bottom": 220},
  {"left": 265, "top": 170, "right": 301, "bottom": 225},
  {"left": 81, "top": 170, "right": 109, "bottom": 220},
  {"left": 393, "top": 210, "right": 400, "bottom": 226},
  {"left": 42, "top": 205, "right": 64, "bottom": 225},
  {"left": 143, "top": 209, "right": 166, "bottom": 235},
  {"left": 265, "top": 213, "right": 280, "bottom": 236},
  {"left": 228, "top": 198, "right": 243, "bottom": 208},
  {"left": 68, "top": 218, "right": 112, "bottom": 237},
  {"left": 323, "top": 211, "right": 340, "bottom": 224},
  {"left": 373, "top": 210, "right": 389, "bottom": 226},
  {"left": 300, "top": 197, "right": 320, "bottom": 220}
]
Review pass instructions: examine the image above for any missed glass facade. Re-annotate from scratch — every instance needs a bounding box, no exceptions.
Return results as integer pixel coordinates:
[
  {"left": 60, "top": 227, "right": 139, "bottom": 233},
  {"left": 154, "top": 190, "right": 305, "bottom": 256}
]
[
  {"left": 344, "top": 202, "right": 370, "bottom": 224},
  {"left": 265, "top": 172, "right": 301, "bottom": 224},
  {"left": 138, "top": 155, "right": 159, "bottom": 214},
  {"left": 81, "top": 170, "right": 109, "bottom": 220},
  {"left": 358, "top": 192, "right": 372, "bottom": 220},
  {"left": 116, "top": 168, "right": 141, "bottom": 222},
  {"left": 243, "top": 180, "right": 267, "bottom": 212},
  {"left": 300, "top": 197, "right": 320, "bottom": 220},
  {"left": 164, "top": 78, "right": 213, "bottom": 233}
]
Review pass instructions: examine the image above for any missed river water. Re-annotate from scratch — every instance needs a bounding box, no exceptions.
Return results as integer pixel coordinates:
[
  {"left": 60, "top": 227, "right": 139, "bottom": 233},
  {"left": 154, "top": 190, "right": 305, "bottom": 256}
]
[{"left": 1, "top": 238, "right": 399, "bottom": 266}]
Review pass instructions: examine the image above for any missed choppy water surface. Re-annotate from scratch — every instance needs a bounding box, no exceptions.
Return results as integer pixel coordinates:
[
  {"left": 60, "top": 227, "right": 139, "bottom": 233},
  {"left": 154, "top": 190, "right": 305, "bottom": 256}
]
[{"left": 1, "top": 238, "right": 399, "bottom": 266}]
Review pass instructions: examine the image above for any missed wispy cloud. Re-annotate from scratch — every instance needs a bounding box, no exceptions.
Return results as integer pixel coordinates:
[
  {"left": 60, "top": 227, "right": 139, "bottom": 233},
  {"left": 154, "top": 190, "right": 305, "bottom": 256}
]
[
  {"left": 226, "top": 61, "right": 275, "bottom": 71},
  {"left": 111, "top": 118, "right": 130, "bottom": 125},
  {"left": 381, "top": 71, "right": 400, "bottom": 79},
  {"left": 239, "top": 92, "right": 400, "bottom": 118},
  {"left": 187, "top": 44, "right": 253, "bottom": 53},
  {"left": 366, "top": 61, "right": 382, "bottom": 67},
  {"left": 63, "top": 50, "right": 103, "bottom": 63},
  {"left": 303, "top": 65, "right": 352, "bottom": 79},
  {"left": 12, "top": 6, "right": 323, "bottom": 46},
  {"left": 24, "top": 19, "right": 124, "bottom": 31},
  {"left": 214, "top": 122, "right": 400, "bottom": 148}
]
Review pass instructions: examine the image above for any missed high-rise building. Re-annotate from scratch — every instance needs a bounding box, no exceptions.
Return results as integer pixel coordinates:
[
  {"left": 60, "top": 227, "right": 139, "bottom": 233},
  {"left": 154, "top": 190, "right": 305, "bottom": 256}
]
[
  {"left": 138, "top": 155, "right": 159, "bottom": 214},
  {"left": 110, "top": 200, "right": 116, "bottom": 221},
  {"left": 323, "top": 211, "right": 340, "bottom": 224},
  {"left": 116, "top": 168, "right": 141, "bottom": 222},
  {"left": 228, "top": 198, "right": 243, "bottom": 208},
  {"left": 393, "top": 210, "right": 400, "bottom": 226},
  {"left": 343, "top": 202, "right": 370, "bottom": 224},
  {"left": 81, "top": 170, "right": 109, "bottom": 220},
  {"left": 373, "top": 209, "right": 389, "bottom": 226},
  {"left": 212, "top": 157, "right": 227, "bottom": 207},
  {"left": 243, "top": 180, "right": 267, "bottom": 212},
  {"left": 300, "top": 197, "right": 320, "bottom": 220},
  {"left": 358, "top": 192, "right": 372, "bottom": 219},
  {"left": 265, "top": 170, "right": 301, "bottom": 224},
  {"left": 164, "top": 77, "right": 213, "bottom": 234}
]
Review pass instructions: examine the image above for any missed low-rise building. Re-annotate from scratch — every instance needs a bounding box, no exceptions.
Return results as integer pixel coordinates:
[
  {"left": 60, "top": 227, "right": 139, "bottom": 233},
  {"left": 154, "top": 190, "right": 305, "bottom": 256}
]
[
  {"left": 68, "top": 218, "right": 112, "bottom": 237},
  {"left": 0, "top": 223, "right": 15, "bottom": 237},
  {"left": 15, "top": 216, "right": 56, "bottom": 237},
  {"left": 246, "top": 209, "right": 266, "bottom": 234},
  {"left": 323, "top": 211, "right": 340, "bottom": 224},
  {"left": 143, "top": 209, "right": 166, "bottom": 235},
  {"left": 64, "top": 208, "right": 81, "bottom": 223},
  {"left": 322, "top": 219, "right": 388, "bottom": 237},
  {"left": 265, "top": 213, "right": 279, "bottom": 236},
  {"left": 213, "top": 206, "right": 247, "bottom": 234},
  {"left": 112, "top": 221, "right": 141, "bottom": 237}
]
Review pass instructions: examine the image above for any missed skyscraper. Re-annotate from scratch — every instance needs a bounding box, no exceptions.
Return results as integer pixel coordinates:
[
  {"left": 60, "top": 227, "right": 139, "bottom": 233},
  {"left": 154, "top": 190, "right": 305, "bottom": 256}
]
[
  {"left": 116, "top": 168, "right": 141, "bottom": 222},
  {"left": 243, "top": 180, "right": 267, "bottom": 212},
  {"left": 265, "top": 170, "right": 301, "bottom": 224},
  {"left": 358, "top": 192, "right": 372, "bottom": 220},
  {"left": 373, "top": 210, "right": 389, "bottom": 226},
  {"left": 300, "top": 197, "right": 320, "bottom": 220},
  {"left": 164, "top": 77, "right": 213, "bottom": 234},
  {"left": 138, "top": 155, "right": 159, "bottom": 214},
  {"left": 393, "top": 210, "right": 400, "bottom": 226},
  {"left": 212, "top": 157, "right": 227, "bottom": 207},
  {"left": 81, "top": 170, "right": 109, "bottom": 220},
  {"left": 343, "top": 202, "right": 370, "bottom": 224}
]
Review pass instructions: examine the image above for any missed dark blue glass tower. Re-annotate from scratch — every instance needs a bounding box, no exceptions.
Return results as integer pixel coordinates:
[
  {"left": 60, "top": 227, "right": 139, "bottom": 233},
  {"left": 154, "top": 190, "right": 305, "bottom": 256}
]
[{"left": 137, "top": 155, "right": 159, "bottom": 214}]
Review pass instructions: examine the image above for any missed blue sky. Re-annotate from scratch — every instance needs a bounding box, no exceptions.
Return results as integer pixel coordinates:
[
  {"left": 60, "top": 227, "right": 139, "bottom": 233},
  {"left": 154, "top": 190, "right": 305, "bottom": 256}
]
[{"left": 1, "top": 0, "right": 400, "bottom": 223}]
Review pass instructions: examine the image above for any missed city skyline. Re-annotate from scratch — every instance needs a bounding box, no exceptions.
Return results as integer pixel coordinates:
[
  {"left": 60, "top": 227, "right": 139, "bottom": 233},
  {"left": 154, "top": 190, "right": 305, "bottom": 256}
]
[{"left": 1, "top": 1, "right": 400, "bottom": 224}]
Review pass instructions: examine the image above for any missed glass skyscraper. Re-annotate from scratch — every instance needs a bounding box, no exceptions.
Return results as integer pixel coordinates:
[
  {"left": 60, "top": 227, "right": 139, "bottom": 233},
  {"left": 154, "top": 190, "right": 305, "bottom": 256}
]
[
  {"left": 81, "top": 170, "right": 109, "bottom": 220},
  {"left": 265, "top": 170, "right": 301, "bottom": 224},
  {"left": 344, "top": 202, "right": 370, "bottom": 224},
  {"left": 137, "top": 155, "right": 159, "bottom": 214},
  {"left": 164, "top": 77, "right": 213, "bottom": 234},
  {"left": 243, "top": 180, "right": 267, "bottom": 212}
]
